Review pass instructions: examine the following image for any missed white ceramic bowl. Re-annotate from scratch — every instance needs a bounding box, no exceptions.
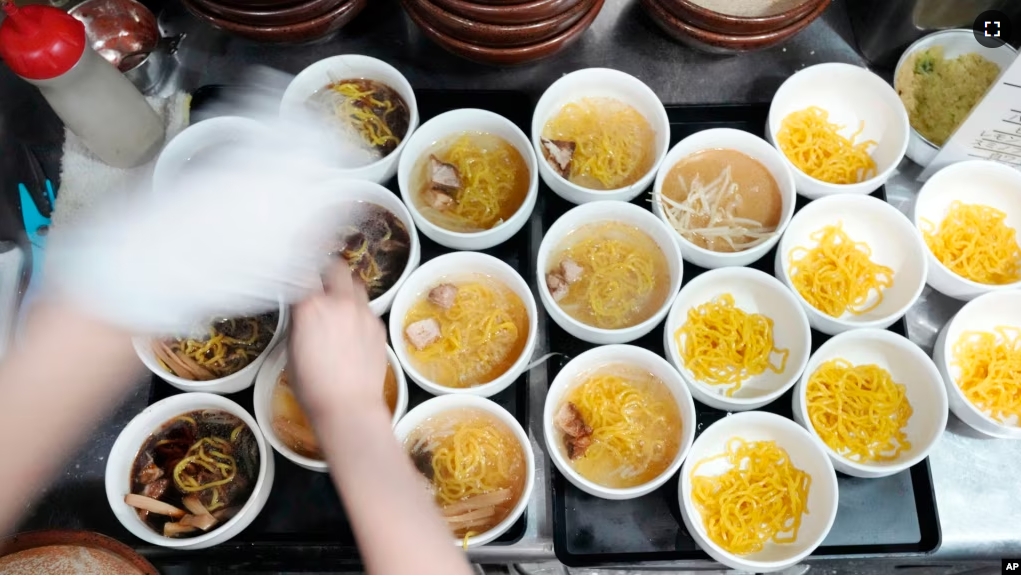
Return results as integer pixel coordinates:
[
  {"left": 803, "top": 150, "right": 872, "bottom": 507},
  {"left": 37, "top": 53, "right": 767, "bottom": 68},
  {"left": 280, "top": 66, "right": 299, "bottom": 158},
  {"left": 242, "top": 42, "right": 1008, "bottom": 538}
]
[
  {"left": 280, "top": 55, "right": 419, "bottom": 184},
  {"left": 679, "top": 411, "right": 837, "bottom": 572},
  {"left": 393, "top": 394, "right": 534, "bottom": 548},
  {"left": 537, "top": 201, "right": 683, "bottom": 345},
  {"left": 531, "top": 68, "right": 670, "bottom": 204},
  {"left": 767, "top": 63, "right": 910, "bottom": 199},
  {"left": 396, "top": 108, "right": 538, "bottom": 250},
  {"left": 152, "top": 116, "right": 266, "bottom": 195},
  {"left": 253, "top": 339, "right": 409, "bottom": 472},
  {"left": 544, "top": 344, "right": 697, "bottom": 500},
  {"left": 105, "top": 393, "right": 275, "bottom": 550},
  {"left": 133, "top": 303, "right": 289, "bottom": 394},
  {"left": 913, "top": 160, "right": 1021, "bottom": 301},
  {"left": 664, "top": 267, "right": 812, "bottom": 411},
  {"left": 775, "top": 194, "right": 928, "bottom": 336},
  {"left": 323, "top": 178, "right": 421, "bottom": 315},
  {"left": 933, "top": 290, "right": 1021, "bottom": 438},
  {"left": 793, "top": 329, "right": 948, "bottom": 478},
  {"left": 388, "top": 251, "right": 538, "bottom": 397},
  {"left": 894, "top": 29, "right": 1018, "bottom": 168},
  {"left": 652, "top": 128, "right": 797, "bottom": 268}
]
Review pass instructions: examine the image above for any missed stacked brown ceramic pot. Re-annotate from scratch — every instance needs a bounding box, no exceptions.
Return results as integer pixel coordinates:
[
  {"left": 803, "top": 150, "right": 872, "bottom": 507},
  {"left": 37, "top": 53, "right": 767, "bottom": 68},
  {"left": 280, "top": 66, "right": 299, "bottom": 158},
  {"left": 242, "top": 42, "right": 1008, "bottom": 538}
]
[{"left": 182, "top": 0, "right": 367, "bottom": 42}]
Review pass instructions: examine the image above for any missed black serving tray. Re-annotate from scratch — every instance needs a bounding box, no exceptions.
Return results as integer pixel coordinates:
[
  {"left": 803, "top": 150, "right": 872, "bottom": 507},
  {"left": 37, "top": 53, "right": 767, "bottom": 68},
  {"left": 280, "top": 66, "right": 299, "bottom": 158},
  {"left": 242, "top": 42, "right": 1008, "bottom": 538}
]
[
  {"left": 547, "top": 104, "right": 941, "bottom": 566},
  {"left": 142, "top": 88, "right": 538, "bottom": 566}
]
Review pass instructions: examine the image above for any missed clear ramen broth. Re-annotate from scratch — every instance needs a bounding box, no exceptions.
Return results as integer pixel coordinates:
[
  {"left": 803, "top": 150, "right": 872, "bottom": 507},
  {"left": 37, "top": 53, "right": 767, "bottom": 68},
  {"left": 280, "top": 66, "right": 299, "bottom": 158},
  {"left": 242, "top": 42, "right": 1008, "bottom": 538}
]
[
  {"left": 546, "top": 221, "right": 671, "bottom": 329},
  {"left": 540, "top": 97, "right": 656, "bottom": 191},
  {"left": 333, "top": 201, "right": 412, "bottom": 301},
  {"left": 660, "top": 149, "right": 782, "bottom": 253},
  {"left": 405, "top": 407, "right": 527, "bottom": 538},
  {"left": 128, "top": 410, "right": 260, "bottom": 538},
  {"left": 272, "top": 363, "right": 399, "bottom": 460},
  {"left": 403, "top": 276, "right": 529, "bottom": 389},
  {"left": 555, "top": 364, "right": 681, "bottom": 488},
  {"left": 412, "top": 132, "right": 530, "bottom": 233}
]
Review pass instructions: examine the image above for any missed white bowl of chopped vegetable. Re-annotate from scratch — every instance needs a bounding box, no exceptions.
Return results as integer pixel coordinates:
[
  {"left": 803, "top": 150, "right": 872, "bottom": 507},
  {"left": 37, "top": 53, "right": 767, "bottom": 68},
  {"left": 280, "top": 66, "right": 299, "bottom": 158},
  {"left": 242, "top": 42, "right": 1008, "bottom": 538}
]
[{"left": 894, "top": 29, "right": 1017, "bottom": 169}]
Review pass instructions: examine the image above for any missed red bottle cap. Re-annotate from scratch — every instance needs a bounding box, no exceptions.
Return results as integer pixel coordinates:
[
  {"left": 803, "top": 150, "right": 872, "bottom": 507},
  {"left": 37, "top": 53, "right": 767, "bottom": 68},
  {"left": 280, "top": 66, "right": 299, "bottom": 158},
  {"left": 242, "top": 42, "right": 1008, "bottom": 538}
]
[{"left": 0, "top": 0, "right": 86, "bottom": 80}]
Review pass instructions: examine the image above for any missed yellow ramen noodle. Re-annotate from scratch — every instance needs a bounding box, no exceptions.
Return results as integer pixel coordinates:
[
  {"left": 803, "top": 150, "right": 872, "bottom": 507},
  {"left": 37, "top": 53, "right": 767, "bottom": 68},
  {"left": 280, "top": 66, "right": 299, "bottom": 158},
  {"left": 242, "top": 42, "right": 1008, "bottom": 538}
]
[
  {"left": 415, "top": 132, "right": 530, "bottom": 232},
  {"left": 675, "top": 293, "right": 789, "bottom": 396},
  {"left": 542, "top": 97, "right": 656, "bottom": 190},
  {"left": 404, "top": 277, "right": 529, "bottom": 388},
  {"left": 921, "top": 201, "right": 1021, "bottom": 285},
  {"left": 405, "top": 408, "right": 527, "bottom": 539},
  {"left": 565, "top": 365, "right": 682, "bottom": 488},
  {"left": 788, "top": 223, "right": 894, "bottom": 317},
  {"left": 552, "top": 222, "right": 671, "bottom": 329},
  {"left": 691, "top": 438, "right": 811, "bottom": 556},
  {"left": 806, "top": 359, "right": 913, "bottom": 462},
  {"left": 953, "top": 327, "right": 1021, "bottom": 425},
  {"left": 777, "top": 106, "right": 878, "bottom": 184}
]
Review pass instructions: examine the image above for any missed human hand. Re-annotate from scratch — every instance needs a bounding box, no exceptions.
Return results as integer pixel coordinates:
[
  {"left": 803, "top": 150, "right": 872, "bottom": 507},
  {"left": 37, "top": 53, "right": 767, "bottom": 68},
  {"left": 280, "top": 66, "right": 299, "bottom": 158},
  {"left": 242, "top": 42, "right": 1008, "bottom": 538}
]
[{"left": 288, "top": 261, "right": 388, "bottom": 418}]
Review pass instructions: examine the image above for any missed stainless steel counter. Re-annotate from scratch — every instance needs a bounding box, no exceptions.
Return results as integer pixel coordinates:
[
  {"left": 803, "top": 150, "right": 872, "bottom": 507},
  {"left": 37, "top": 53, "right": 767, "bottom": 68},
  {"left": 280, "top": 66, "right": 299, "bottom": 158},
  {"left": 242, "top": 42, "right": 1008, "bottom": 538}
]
[{"left": 6, "top": 0, "right": 1019, "bottom": 572}]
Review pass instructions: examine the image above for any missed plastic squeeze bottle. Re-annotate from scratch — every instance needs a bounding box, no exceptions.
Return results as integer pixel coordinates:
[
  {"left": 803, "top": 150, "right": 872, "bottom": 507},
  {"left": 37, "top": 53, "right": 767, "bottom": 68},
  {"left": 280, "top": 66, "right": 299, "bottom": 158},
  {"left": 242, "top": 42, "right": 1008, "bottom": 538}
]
[{"left": 0, "top": 0, "right": 165, "bottom": 168}]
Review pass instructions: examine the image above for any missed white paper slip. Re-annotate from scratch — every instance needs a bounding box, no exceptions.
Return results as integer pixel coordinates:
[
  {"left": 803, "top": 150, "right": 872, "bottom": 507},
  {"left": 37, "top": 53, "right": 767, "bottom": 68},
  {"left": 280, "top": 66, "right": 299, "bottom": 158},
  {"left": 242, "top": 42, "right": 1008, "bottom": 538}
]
[{"left": 919, "top": 52, "right": 1021, "bottom": 180}]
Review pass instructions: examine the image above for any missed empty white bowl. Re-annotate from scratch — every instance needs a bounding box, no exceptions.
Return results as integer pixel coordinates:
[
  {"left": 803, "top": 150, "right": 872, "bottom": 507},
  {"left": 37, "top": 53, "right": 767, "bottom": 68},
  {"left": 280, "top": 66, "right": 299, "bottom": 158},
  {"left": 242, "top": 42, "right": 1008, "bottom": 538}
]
[
  {"left": 664, "top": 267, "right": 812, "bottom": 411},
  {"left": 544, "top": 344, "right": 697, "bottom": 500},
  {"left": 537, "top": 201, "right": 684, "bottom": 344},
  {"left": 913, "top": 160, "right": 1021, "bottom": 301},
  {"left": 933, "top": 290, "right": 1021, "bottom": 438},
  {"left": 252, "top": 338, "right": 409, "bottom": 472},
  {"left": 324, "top": 178, "right": 421, "bottom": 316},
  {"left": 388, "top": 251, "right": 538, "bottom": 397},
  {"left": 280, "top": 55, "right": 419, "bottom": 184},
  {"left": 679, "top": 411, "right": 838, "bottom": 573},
  {"left": 894, "top": 29, "right": 1017, "bottom": 168},
  {"left": 393, "top": 394, "right": 534, "bottom": 548},
  {"left": 105, "top": 393, "right": 275, "bottom": 550},
  {"left": 652, "top": 128, "right": 797, "bottom": 269},
  {"left": 793, "top": 329, "right": 948, "bottom": 478},
  {"left": 396, "top": 108, "right": 538, "bottom": 250},
  {"left": 531, "top": 68, "right": 671, "bottom": 205},
  {"left": 152, "top": 116, "right": 267, "bottom": 195},
  {"left": 133, "top": 303, "right": 289, "bottom": 394},
  {"left": 767, "top": 63, "right": 909, "bottom": 199},
  {"left": 775, "top": 194, "right": 928, "bottom": 336}
]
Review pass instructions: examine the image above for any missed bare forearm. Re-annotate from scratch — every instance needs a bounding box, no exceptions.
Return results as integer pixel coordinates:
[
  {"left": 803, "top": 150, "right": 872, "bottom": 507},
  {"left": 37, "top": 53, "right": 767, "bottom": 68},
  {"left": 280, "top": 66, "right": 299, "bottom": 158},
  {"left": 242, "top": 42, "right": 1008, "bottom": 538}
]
[
  {"left": 317, "top": 405, "right": 471, "bottom": 575},
  {"left": 0, "top": 303, "right": 141, "bottom": 534}
]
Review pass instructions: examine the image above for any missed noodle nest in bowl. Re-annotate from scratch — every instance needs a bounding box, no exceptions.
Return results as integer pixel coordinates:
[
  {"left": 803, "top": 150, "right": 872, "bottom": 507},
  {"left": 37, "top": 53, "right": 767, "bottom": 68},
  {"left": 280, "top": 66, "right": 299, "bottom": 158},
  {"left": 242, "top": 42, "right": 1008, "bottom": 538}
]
[
  {"left": 806, "top": 359, "right": 913, "bottom": 463},
  {"left": 690, "top": 438, "right": 811, "bottom": 556},
  {"left": 788, "top": 223, "right": 893, "bottom": 318},
  {"left": 952, "top": 326, "right": 1021, "bottom": 426},
  {"left": 776, "top": 106, "right": 877, "bottom": 185},
  {"left": 920, "top": 201, "right": 1021, "bottom": 285},
  {"left": 675, "top": 293, "right": 789, "bottom": 397},
  {"left": 153, "top": 312, "right": 279, "bottom": 381}
]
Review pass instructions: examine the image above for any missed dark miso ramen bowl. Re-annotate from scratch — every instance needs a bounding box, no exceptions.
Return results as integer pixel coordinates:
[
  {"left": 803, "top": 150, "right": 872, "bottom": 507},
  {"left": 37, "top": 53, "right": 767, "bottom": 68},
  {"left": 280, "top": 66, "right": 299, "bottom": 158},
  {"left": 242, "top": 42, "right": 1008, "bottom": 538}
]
[
  {"left": 105, "top": 393, "right": 275, "bottom": 550},
  {"left": 393, "top": 395, "right": 535, "bottom": 547}
]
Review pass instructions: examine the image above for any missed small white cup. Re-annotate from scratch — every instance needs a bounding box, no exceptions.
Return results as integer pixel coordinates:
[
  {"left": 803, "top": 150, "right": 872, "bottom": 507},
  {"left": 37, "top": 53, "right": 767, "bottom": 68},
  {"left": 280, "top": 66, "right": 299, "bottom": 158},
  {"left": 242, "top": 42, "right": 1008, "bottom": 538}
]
[
  {"left": 531, "top": 68, "right": 670, "bottom": 205},
  {"left": 652, "top": 128, "right": 796, "bottom": 269},
  {"left": 280, "top": 55, "right": 419, "bottom": 184},
  {"left": 767, "top": 63, "right": 909, "bottom": 199},
  {"left": 775, "top": 194, "right": 927, "bottom": 336},
  {"left": 913, "top": 160, "right": 1021, "bottom": 301},
  {"left": 793, "top": 329, "right": 948, "bottom": 478},
  {"left": 664, "top": 267, "right": 812, "bottom": 411},
  {"left": 544, "top": 344, "right": 697, "bottom": 500},
  {"left": 396, "top": 108, "right": 538, "bottom": 250},
  {"left": 105, "top": 393, "right": 275, "bottom": 550},
  {"left": 393, "top": 394, "right": 534, "bottom": 548},
  {"left": 537, "top": 201, "right": 683, "bottom": 345}
]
